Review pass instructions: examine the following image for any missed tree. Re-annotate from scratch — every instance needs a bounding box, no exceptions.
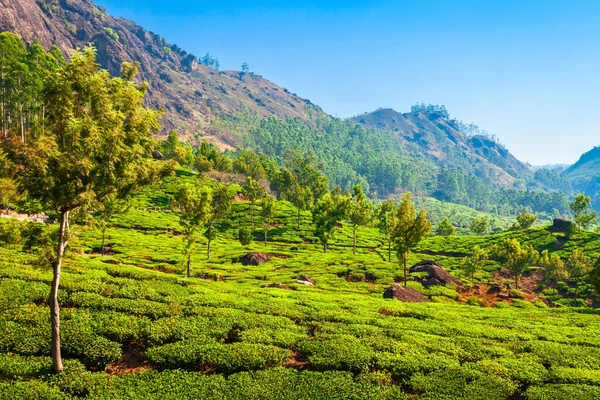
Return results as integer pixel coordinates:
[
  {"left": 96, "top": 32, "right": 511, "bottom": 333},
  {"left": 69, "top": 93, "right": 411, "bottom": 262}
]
[
  {"left": 570, "top": 193, "right": 598, "bottom": 230},
  {"left": 348, "top": 184, "right": 372, "bottom": 255},
  {"left": 539, "top": 250, "right": 567, "bottom": 283},
  {"left": 461, "top": 246, "right": 487, "bottom": 283},
  {"left": 241, "top": 62, "right": 250, "bottom": 73},
  {"left": 260, "top": 193, "right": 276, "bottom": 244},
  {"left": 172, "top": 184, "right": 212, "bottom": 277},
  {"left": 470, "top": 217, "right": 488, "bottom": 235},
  {"left": 436, "top": 217, "right": 456, "bottom": 236},
  {"left": 288, "top": 183, "right": 312, "bottom": 232},
  {"left": 375, "top": 198, "right": 395, "bottom": 262},
  {"left": 391, "top": 193, "right": 431, "bottom": 286},
  {"left": 2, "top": 48, "right": 162, "bottom": 374},
  {"left": 94, "top": 196, "right": 129, "bottom": 256},
  {"left": 516, "top": 208, "right": 537, "bottom": 229},
  {"left": 243, "top": 177, "right": 266, "bottom": 229},
  {"left": 313, "top": 192, "right": 347, "bottom": 253},
  {"left": 589, "top": 257, "right": 600, "bottom": 296},
  {"left": 565, "top": 250, "right": 591, "bottom": 305},
  {"left": 204, "top": 183, "right": 234, "bottom": 260},
  {"left": 490, "top": 239, "right": 539, "bottom": 289}
]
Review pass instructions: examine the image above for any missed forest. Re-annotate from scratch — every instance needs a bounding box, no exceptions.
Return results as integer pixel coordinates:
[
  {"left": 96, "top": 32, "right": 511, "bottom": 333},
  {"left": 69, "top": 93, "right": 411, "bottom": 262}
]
[{"left": 2, "top": 33, "right": 600, "bottom": 400}]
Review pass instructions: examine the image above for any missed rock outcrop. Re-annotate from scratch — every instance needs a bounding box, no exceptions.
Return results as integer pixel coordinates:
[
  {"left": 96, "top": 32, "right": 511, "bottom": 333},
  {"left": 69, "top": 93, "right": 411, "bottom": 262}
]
[
  {"left": 409, "top": 260, "right": 463, "bottom": 287},
  {"left": 383, "top": 284, "right": 428, "bottom": 302}
]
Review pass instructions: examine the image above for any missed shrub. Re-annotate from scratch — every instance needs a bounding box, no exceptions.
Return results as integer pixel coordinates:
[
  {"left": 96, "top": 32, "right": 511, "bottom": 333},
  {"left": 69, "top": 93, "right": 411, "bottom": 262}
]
[
  {"left": 238, "top": 228, "right": 253, "bottom": 246},
  {"left": 299, "top": 335, "right": 374, "bottom": 373}
]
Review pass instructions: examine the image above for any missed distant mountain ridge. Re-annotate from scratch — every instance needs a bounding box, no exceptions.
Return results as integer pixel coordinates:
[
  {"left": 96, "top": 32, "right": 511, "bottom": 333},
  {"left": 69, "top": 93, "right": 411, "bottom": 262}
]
[{"left": 351, "top": 108, "right": 531, "bottom": 187}]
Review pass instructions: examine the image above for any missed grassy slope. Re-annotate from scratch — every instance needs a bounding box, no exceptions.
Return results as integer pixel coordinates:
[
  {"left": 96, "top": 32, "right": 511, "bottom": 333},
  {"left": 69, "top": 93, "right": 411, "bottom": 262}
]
[{"left": 1, "top": 173, "right": 600, "bottom": 399}]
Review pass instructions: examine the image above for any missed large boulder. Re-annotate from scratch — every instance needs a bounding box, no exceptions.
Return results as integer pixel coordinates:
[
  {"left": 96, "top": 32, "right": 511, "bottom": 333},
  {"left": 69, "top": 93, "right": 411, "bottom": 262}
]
[
  {"left": 236, "top": 253, "right": 271, "bottom": 266},
  {"left": 266, "top": 282, "right": 291, "bottom": 290},
  {"left": 152, "top": 150, "right": 165, "bottom": 160},
  {"left": 383, "top": 284, "right": 428, "bottom": 302},
  {"left": 297, "top": 274, "right": 315, "bottom": 286},
  {"left": 409, "top": 260, "right": 463, "bottom": 287},
  {"left": 552, "top": 218, "right": 573, "bottom": 233}
]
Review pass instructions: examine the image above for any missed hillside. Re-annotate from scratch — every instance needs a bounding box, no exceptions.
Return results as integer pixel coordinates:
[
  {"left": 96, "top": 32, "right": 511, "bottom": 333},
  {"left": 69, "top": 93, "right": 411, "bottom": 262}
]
[
  {"left": 352, "top": 108, "right": 531, "bottom": 188},
  {"left": 564, "top": 146, "right": 600, "bottom": 208},
  {"left": 0, "top": 0, "right": 323, "bottom": 147},
  {"left": 2, "top": 171, "right": 600, "bottom": 399}
]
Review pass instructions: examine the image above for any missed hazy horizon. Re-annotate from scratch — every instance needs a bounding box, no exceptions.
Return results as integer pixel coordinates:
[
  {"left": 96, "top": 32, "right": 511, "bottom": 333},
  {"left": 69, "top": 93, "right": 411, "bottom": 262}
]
[{"left": 95, "top": 0, "right": 600, "bottom": 165}]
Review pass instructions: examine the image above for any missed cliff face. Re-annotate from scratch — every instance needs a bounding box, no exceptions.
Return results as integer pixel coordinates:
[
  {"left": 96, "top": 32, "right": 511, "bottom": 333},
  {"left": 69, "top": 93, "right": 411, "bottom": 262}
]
[{"left": 0, "top": 0, "right": 321, "bottom": 145}]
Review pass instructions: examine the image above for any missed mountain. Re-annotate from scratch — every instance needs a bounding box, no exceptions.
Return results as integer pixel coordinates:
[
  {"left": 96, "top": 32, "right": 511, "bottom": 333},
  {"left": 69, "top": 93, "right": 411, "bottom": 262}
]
[
  {"left": 0, "top": 0, "right": 323, "bottom": 148},
  {"left": 564, "top": 146, "right": 600, "bottom": 207},
  {"left": 351, "top": 108, "right": 531, "bottom": 187}
]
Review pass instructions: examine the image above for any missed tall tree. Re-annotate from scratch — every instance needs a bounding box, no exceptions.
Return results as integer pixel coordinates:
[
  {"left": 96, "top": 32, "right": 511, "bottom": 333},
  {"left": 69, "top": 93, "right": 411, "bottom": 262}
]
[
  {"left": 565, "top": 250, "right": 591, "bottom": 305},
  {"left": 313, "top": 192, "right": 347, "bottom": 253},
  {"left": 391, "top": 193, "right": 431, "bottom": 286},
  {"left": 243, "top": 176, "right": 266, "bottom": 229},
  {"left": 348, "top": 184, "right": 372, "bottom": 255},
  {"left": 172, "top": 184, "right": 212, "bottom": 277},
  {"left": 260, "top": 193, "right": 277, "bottom": 244},
  {"left": 375, "top": 198, "right": 395, "bottom": 262},
  {"left": 204, "top": 182, "right": 234, "bottom": 260},
  {"left": 490, "top": 239, "right": 539, "bottom": 289},
  {"left": 539, "top": 250, "right": 567, "bottom": 283},
  {"left": 461, "top": 246, "right": 488, "bottom": 283},
  {"left": 570, "top": 193, "right": 598, "bottom": 230},
  {"left": 94, "top": 196, "right": 129, "bottom": 256},
  {"left": 2, "top": 48, "right": 162, "bottom": 374}
]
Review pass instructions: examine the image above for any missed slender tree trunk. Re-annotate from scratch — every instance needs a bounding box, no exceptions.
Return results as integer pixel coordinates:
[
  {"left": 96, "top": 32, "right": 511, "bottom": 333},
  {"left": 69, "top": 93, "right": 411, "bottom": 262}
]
[
  {"left": 207, "top": 223, "right": 212, "bottom": 260},
  {"left": 403, "top": 251, "right": 407, "bottom": 287},
  {"left": 353, "top": 225, "right": 357, "bottom": 255},
  {"left": 324, "top": 242, "right": 327, "bottom": 253},
  {"left": 187, "top": 253, "right": 191, "bottom": 278},
  {"left": 264, "top": 225, "right": 268, "bottom": 244},
  {"left": 50, "top": 210, "right": 69, "bottom": 374},
  {"left": 387, "top": 240, "right": 391, "bottom": 262},
  {"left": 101, "top": 229, "right": 106, "bottom": 256},
  {"left": 297, "top": 208, "right": 301, "bottom": 232}
]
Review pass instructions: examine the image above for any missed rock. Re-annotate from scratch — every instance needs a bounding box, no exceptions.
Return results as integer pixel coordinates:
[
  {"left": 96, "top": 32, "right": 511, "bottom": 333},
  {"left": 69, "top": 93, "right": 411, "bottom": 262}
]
[
  {"left": 409, "top": 260, "right": 463, "bottom": 287},
  {"left": 421, "top": 277, "right": 442, "bottom": 288},
  {"left": 487, "top": 283, "right": 503, "bottom": 295},
  {"left": 152, "top": 150, "right": 165, "bottom": 160},
  {"left": 552, "top": 218, "right": 573, "bottom": 233},
  {"left": 383, "top": 284, "right": 428, "bottom": 302},
  {"left": 297, "top": 274, "right": 315, "bottom": 286},
  {"left": 290, "top": 246, "right": 299, "bottom": 251},
  {"left": 237, "top": 253, "right": 271, "bottom": 266},
  {"left": 505, "top": 283, "right": 512, "bottom": 290},
  {"left": 266, "top": 282, "right": 291, "bottom": 290}
]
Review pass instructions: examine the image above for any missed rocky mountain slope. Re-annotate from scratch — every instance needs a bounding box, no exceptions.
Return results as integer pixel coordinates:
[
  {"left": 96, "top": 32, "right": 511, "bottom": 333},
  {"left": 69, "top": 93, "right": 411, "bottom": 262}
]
[
  {"left": 564, "top": 146, "right": 600, "bottom": 207},
  {"left": 0, "top": 0, "right": 321, "bottom": 147},
  {"left": 352, "top": 108, "right": 531, "bottom": 187}
]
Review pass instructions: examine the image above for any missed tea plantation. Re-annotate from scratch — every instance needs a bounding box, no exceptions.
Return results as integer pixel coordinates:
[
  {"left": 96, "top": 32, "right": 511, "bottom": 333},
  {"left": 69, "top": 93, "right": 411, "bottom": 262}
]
[{"left": 1, "top": 173, "right": 600, "bottom": 399}]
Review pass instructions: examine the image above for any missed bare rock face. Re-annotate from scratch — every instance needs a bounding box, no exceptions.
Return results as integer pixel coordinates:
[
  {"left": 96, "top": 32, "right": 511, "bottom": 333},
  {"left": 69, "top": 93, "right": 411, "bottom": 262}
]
[
  {"left": 236, "top": 253, "right": 271, "bottom": 266},
  {"left": 297, "top": 274, "right": 315, "bottom": 286},
  {"left": 383, "top": 284, "right": 428, "bottom": 302},
  {"left": 552, "top": 218, "right": 573, "bottom": 233},
  {"left": 152, "top": 150, "right": 165, "bottom": 160},
  {"left": 409, "top": 260, "right": 463, "bottom": 287}
]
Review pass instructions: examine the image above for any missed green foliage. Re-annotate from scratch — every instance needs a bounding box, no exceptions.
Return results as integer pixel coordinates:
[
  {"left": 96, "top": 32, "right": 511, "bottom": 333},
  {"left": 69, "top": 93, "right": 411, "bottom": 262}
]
[
  {"left": 462, "top": 246, "right": 488, "bottom": 282},
  {"left": 238, "top": 227, "right": 253, "bottom": 246},
  {"left": 437, "top": 216, "right": 456, "bottom": 236},
  {"left": 570, "top": 193, "right": 598, "bottom": 230},
  {"left": 103, "top": 27, "right": 119, "bottom": 41},
  {"left": 391, "top": 193, "right": 431, "bottom": 285},
  {"left": 516, "top": 208, "right": 537, "bottom": 229},
  {"left": 470, "top": 217, "right": 488, "bottom": 235}
]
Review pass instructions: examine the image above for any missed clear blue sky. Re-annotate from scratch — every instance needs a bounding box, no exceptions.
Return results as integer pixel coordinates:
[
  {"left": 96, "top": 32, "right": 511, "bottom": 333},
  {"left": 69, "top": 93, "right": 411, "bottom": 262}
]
[{"left": 95, "top": 0, "right": 600, "bottom": 165}]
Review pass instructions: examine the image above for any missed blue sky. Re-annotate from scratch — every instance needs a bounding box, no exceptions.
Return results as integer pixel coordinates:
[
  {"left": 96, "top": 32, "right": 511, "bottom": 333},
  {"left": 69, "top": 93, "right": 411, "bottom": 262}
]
[{"left": 95, "top": 0, "right": 600, "bottom": 165}]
